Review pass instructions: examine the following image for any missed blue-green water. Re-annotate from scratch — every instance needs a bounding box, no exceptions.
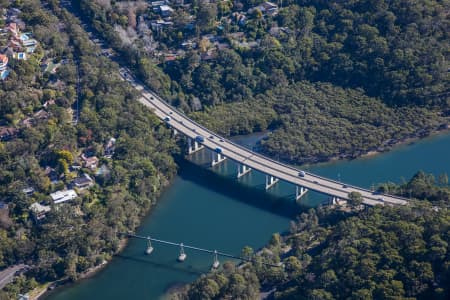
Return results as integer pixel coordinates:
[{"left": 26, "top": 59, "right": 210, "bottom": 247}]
[{"left": 45, "top": 132, "right": 450, "bottom": 300}]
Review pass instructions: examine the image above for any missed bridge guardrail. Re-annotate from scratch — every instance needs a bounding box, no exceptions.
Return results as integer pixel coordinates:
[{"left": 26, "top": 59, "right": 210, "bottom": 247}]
[{"left": 137, "top": 79, "right": 409, "bottom": 204}]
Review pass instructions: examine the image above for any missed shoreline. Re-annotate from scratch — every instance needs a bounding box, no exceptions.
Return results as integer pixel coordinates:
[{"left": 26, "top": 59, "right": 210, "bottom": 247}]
[
  {"left": 35, "top": 125, "right": 450, "bottom": 299},
  {"left": 359, "top": 125, "right": 450, "bottom": 159},
  {"left": 35, "top": 240, "right": 129, "bottom": 300},
  {"left": 265, "top": 123, "right": 450, "bottom": 167},
  {"left": 35, "top": 178, "right": 175, "bottom": 300}
]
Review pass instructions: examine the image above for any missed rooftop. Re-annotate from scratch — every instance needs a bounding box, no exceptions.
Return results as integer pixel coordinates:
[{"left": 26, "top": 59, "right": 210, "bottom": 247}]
[
  {"left": 29, "top": 202, "right": 51, "bottom": 214},
  {"left": 0, "top": 54, "right": 8, "bottom": 67},
  {"left": 50, "top": 189, "right": 78, "bottom": 204}
]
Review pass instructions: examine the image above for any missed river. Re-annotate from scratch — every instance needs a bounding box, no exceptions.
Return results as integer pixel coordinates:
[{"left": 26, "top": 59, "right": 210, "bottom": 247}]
[{"left": 45, "top": 131, "right": 450, "bottom": 300}]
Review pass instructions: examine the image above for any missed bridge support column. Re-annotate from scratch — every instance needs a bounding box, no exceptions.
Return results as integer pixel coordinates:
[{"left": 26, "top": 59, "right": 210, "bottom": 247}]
[
  {"left": 237, "top": 164, "right": 251, "bottom": 178},
  {"left": 187, "top": 138, "right": 204, "bottom": 154},
  {"left": 173, "top": 128, "right": 178, "bottom": 136},
  {"left": 211, "top": 151, "right": 227, "bottom": 167},
  {"left": 295, "top": 186, "right": 308, "bottom": 201},
  {"left": 265, "top": 175, "right": 279, "bottom": 190}
]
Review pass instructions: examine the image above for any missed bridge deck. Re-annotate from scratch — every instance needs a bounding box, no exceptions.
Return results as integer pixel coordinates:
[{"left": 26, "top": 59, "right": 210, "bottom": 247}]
[{"left": 126, "top": 77, "right": 407, "bottom": 207}]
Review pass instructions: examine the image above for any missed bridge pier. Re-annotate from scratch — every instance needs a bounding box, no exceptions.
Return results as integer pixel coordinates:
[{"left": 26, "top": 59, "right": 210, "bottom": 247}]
[
  {"left": 187, "top": 138, "right": 204, "bottom": 154},
  {"left": 211, "top": 151, "right": 227, "bottom": 167},
  {"left": 237, "top": 164, "right": 252, "bottom": 178},
  {"left": 295, "top": 186, "right": 308, "bottom": 201},
  {"left": 173, "top": 128, "right": 178, "bottom": 136},
  {"left": 265, "top": 175, "right": 279, "bottom": 190},
  {"left": 329, "top": 196, "right": 343, "bottom": 206}
]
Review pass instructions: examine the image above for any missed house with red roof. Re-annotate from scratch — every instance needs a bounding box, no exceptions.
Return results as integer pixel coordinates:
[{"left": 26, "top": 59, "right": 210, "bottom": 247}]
[{"left": 0, "top": 54, "right": 8, "bottom": 71}]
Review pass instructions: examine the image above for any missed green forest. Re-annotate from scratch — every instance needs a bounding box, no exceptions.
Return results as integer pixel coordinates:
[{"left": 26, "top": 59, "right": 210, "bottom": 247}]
[
  {"left": 176, "top": 172, "right": 450, "bottom": 300},
  {"left": 74, "top": 0, "right": 449, "bottom": 164},
  {"left": 0, "top": 0, "right": 448, "bottom": 298},
  {"left": 0, "top": 0, "right": 178, "bottom": 298}
]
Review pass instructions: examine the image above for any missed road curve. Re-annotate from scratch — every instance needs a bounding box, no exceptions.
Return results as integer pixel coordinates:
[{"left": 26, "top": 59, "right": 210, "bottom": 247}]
[{"left": 121, "top": 71, "right": 408, "bottom": 207}]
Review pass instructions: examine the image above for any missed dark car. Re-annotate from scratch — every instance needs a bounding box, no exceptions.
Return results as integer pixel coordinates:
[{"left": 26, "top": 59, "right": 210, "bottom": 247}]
[
  {"left": 215, "top": 147, "right": 222, "bottom": 153},
  {"left": 195, "top": 135, "right": 205, "bottom": 143}
]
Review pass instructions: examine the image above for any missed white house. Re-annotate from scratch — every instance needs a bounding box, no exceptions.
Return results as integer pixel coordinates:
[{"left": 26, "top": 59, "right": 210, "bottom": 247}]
[
  {"left": 50, "top": 189, "right": 78, "bottom": 204},
  {"left": 29, "top": 202, "right": 51, "bottom": 221},
  {"left": 160, "top": 5, "right": 174, "bottom": 17}
]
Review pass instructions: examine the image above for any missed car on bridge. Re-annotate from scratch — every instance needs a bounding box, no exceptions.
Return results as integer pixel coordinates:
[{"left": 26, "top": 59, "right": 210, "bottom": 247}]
[
  {"left": 298, "top": 171, "right": 306, "bottom": 177},
  {"left": 215, "top": 147, "right": 222, "bottom": 154},
  {"left": 164, "top": 116, "right": 171, "bottom": 122},
  {"left": 195, "top": 135, "right": 205, "bottom": 143}
]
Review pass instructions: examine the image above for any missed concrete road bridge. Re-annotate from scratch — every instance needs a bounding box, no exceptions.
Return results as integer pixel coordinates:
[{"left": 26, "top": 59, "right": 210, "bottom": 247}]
[{"left": 120, "top": 70, "right": 408, "bottom": 207}]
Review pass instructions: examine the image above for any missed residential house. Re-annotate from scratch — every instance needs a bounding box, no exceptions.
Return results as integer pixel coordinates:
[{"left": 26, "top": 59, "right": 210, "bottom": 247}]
[
  {"left": 71, "top": 173, "right": 94, "bottom": 190},
  {"left": 150, "top": 20, "right": 173, "bottom": 31},
  {"left": 7, "top": 8, "right": 21, "bottom": 20},
  {"left": 253, "top": 2, "right": 278, "bottom": 16},
  {"left": 164, "top": 54, "right": 177, "bottom": 62},
  {"left": 21, "top": 117, "right": 33, "bottom": 128},
  {"left": 7, "top": 23, "right": 19, "bottom": 37},
  {"left": 22, "top": 187, "right": 35, "bottom": 197},
  {"left": 151, "top": 0, "right": 167, "bottom": 8},
  {"left": 181, "top": 40, "right": 197, "bottom": 49},
  {"left": 50, "top": 189, "right": 78, "bottom": 204},
  {"left": 44, "top": 166, "right": 59, "bottom": 183},
  {"left": 21, "top": 38, "right": 37, "bottom": 47},
  {"left": 42, "top": 99, "right": 55, "bottom": 108},
  {"left": 0, "top": 54, "right": 8, "bottom": 71},
  {"left": 0, "top": 54, "right": 9, "bottom": 80},
  {"left": 81, "top": 154, "right": 99, "bottom": 170},
  {"left": 0, "top": 127, "right": 18, "bottom": 141},
  {"left": 269, "top": 26, "right": 291, "bottom": 37},
  {"left": 104, "top": 137, "right": 116, "bottom": 158},
  {"left": 160, "top": 5, "right": 174, "bottom": 17},
  {"left": 7, "top": 39, "right": 22, "bottom": 51},
  {"left": 33, "top": 109, "right": 50, "bottom": 120},
  {"left": 231, "top": 12, "right": 247, "bottom": 26},
  {"left": 29, "top": 202, "right": 51, "bottom": 221}
]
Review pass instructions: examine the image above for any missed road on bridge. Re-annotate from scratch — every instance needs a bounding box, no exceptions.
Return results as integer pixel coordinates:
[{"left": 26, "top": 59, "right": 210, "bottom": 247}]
[
  {"left": 119, "top": 72, "right": 408, "bottom": 207},
  {"left": 62, "top": 0, "right": 407, "bottom": 207}
]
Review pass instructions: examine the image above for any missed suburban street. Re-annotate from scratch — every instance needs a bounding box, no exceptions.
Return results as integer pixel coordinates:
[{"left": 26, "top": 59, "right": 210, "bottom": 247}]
[{"left": 0, "top": 264, "right": 27, "bottom": 290}]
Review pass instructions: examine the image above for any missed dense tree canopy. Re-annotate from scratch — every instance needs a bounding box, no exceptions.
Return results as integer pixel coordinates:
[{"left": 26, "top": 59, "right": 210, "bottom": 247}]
[
  {"left": 75, "top": 0, "right": 449, "bottom": 165},
  {"left": 177, "top": 173, "right": 450, "bottom": 300},
  {"left": 0, "top": 1, "right": 178, "bottom": 297}
]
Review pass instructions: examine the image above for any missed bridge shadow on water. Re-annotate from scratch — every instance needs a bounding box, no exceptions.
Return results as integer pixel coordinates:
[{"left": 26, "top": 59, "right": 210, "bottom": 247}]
[
  {"left": 175, "top": 156, "right": 306, "bottom": 219},
  {"left": 114, "top": 254, "right": 206, "bottom": 276}
]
